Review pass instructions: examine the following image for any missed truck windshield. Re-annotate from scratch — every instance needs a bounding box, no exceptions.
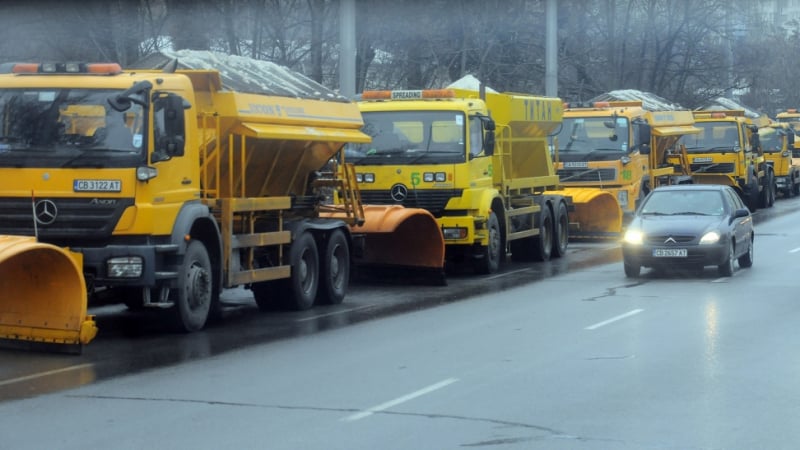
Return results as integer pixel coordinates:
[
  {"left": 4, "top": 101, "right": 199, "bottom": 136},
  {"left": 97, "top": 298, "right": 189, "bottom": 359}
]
[
  {"left": 346, "top": 111, "right": 466, "bottom": 165},
  {"left": 759, "top": 129, "right": 783, "bottom": 153},
  {"left": 0, "top": 88, "right": 144, "bottom": 168},
  {"left": 679, "top": 122, "right": 740, "bottom": 153},
  {"left": 554, "top": 116, "right": 631, "bottom": 162}
]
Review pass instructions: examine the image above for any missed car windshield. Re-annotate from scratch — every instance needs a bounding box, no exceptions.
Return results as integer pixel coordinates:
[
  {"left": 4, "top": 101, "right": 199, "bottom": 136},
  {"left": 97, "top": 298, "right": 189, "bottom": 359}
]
[
  {"left": 640, "top": 190, "right": 726, "bottom": 216},
  {"left": 0, "top": 88, "right": 145, "bottom": 168},
  {"left": 345, "top": 110, "right": 466, "bottom": 165}
]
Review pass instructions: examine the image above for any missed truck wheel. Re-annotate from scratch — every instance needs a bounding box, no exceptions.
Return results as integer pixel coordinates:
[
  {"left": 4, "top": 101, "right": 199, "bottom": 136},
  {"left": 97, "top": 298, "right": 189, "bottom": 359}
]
[
  {"left": 533, "top": 207, "right": 553, "bottom": 262},
  {"left": 171, "top": 240, "right": 212, "bottom": 332},
  {"left": 768, "top": 173, "right": 776, "bottom": 207},
  {"left": 793, "top": 177, "right": 800, "bottom": 196},
  {"left": 551, "top": 201, "right": 569, "bottom": 258},
  {"left": 473, "top": 212, "right": 501, "bottom": 274},
  {"left": 285, "top": 231, "right": 319, "bottom": 310},
  {"left": 316, "top": 229, "right": 349, "bottom": 305}
]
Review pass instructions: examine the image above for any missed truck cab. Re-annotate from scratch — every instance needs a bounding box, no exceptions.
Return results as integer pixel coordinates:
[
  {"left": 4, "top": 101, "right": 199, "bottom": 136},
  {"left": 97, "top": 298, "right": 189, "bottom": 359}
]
[{"left": 676, "top": 110, "right": 772, "bottom": 211}]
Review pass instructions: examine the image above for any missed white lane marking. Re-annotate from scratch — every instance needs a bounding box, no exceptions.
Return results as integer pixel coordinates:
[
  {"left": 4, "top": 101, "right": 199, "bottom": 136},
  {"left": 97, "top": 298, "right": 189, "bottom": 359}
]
[
  {"left": 584, "top": 309, "right": 644, "bottom": 330},
  {"left": 486, "top": 268, "right": 530, "bottom": 280},
  {"left": 342, "top": 377, "right": 459, "bottom": 422},
  {"left": 295, "top": 304, "right": 376, "bottom": 322},
  {"left": 790, "top": 247, "right": 800, "bottom": 253},
  {"left": 0, "top": 363, "right": 94, "bottom": 387}
]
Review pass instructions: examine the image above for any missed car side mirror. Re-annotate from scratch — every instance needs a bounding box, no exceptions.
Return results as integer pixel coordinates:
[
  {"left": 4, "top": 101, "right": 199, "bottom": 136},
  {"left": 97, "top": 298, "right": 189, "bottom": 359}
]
[{"left": 731, "top": 208, "right": 749, "bottom": 223}]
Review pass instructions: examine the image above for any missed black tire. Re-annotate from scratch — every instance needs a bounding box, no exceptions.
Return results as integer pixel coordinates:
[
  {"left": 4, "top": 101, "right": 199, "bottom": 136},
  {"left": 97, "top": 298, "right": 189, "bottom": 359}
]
[
  {"left": 746, "top": 172, "right": 760, "bottom": 212},
  {"left": 171, "top": 240, "right": 213, "bottom": 332},
  {"left": 551, "top": 201, "right": 569, "bottom": 258},
  {"left": 316, "top": 229, "right": 350, "bottom": 305},
  {"left": 624, "top": 261, "right": 640, "bottom": 278},
  {"left": 285, "top": 231, "right": 320, "bottom": 310},
  {"left": 533, "top": 207, "right": 553, "bottom": 262},
  {"left": 768, "top": 173, "right": 776, "bottom": 207},
  {"left": 793, "top": 177, "right": 800, "bottom": 196},
  {"left": 738, "top": 235, "right": 754, "bottom": 268},
  {"left": 717, "top": 241, "right": 735, "bottom": 277},
  {"left": 473, "top": 212, "right": 502, "bottom": 274}
]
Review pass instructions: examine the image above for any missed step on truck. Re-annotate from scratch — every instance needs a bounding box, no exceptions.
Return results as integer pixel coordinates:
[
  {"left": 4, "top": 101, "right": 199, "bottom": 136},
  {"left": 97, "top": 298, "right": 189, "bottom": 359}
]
[
  {"left": 551, "top": 101, "right": 700, "bottom": 237},
  {"left": 346, "top": 82, "right": 573, "bottom": 274},
  {"left": 0, "top": 50, "right": 442, "bottom": 352}
]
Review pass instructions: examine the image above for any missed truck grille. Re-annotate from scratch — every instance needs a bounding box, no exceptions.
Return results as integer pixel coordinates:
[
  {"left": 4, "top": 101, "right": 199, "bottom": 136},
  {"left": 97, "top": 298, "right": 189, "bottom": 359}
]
[
  {"left": 359, "top": 189, "right": 461, "bottom": 217},
  {"left": 557, "top": 168, "right": 617, "bottom": 183},
  {"left": 690, "top": 163, "right": 736, "bottom": 173},
  {"left": 0, "top": 197, "right": 133, "bottom": 241}
]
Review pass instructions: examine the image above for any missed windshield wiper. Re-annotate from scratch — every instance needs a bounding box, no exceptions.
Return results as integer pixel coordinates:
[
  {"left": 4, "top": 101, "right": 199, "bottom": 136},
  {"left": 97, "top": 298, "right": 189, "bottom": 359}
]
[
  {"left": 61, "top": 149, "right": 109, "bottom": 168},
  {"left": 671, "top": 211, "right": 710, "bottom": 216}
]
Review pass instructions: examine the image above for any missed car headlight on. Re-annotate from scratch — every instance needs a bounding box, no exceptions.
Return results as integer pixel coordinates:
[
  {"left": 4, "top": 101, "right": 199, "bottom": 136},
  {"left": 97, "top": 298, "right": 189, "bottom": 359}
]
[
  {"left": 623, "top": 229, "right": 644, "bottom": 245},
  {"left": 700, "top": 231, "right": 721, "bottom": 244}
]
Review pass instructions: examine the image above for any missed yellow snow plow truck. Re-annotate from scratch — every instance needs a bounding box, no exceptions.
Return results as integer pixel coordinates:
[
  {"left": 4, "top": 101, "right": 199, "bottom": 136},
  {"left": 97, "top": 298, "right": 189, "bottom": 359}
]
[
  {"left": 552, "top": 101, "right": 700, "bottom": 237},
  {"left": 673, "top": 110, "right": 773, "bottom": 211},
  {"left": 348, "top": 84, "right": 574, "bottom": 274},
  {"left": 0, "top": 50, "right": 442, "bottom": 352}
]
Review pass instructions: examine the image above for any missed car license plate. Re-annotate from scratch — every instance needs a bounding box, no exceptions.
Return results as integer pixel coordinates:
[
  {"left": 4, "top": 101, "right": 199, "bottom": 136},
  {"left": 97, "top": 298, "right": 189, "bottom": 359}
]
[
  {"left": 73, "top": 179, "right": 122, "bottom": 192},
  {"left": 653, "top": 248, "right": 687, "bottom": 257}
]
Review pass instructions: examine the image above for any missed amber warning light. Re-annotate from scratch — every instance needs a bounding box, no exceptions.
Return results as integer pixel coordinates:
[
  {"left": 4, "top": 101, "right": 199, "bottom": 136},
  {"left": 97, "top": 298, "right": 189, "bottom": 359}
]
[{"left": 10, "top": 62, "right": 122, "bottom": 75}]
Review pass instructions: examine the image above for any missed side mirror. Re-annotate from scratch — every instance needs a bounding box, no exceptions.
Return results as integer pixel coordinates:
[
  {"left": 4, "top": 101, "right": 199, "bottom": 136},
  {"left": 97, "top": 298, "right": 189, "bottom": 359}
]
[
  {"left": 152, "top": 93, "right": 188, "bottom": 160},
  {"left": 638, "top": 123, "right": 652, "bottom": 150},
  {"left": 732, "top": 208, "right": 750, "bottom": 222},
  {"left": 484, "top": 130, "right": 495, "bottom": 156}
]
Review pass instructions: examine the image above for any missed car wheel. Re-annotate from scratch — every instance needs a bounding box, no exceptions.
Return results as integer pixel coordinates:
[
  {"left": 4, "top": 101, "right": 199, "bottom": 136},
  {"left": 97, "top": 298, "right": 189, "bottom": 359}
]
[
  {"left": 717, "top": 241, "right": 735, "bottom": 277},
  {"left": 624, "top": 261, "right": 640, "bottom": 278},
  {"left": 738, "top": 235, "right": 754, "bottom": 268}
]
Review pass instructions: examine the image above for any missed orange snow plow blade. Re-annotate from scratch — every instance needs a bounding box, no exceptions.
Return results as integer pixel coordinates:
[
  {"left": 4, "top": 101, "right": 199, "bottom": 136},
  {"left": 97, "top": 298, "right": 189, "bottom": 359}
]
[
  {"left": 0, "top": 236, "right": 97, "bottom": 352},
  {"left": 549, "top": 189, "right": 623, "bottom": 239},
  {"left": 350, "top": 205, "right": 446, "bottom": 285}
]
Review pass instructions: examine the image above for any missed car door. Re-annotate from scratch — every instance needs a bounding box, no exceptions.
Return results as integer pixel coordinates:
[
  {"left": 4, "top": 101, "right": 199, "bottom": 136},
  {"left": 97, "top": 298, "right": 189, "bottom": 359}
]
[{"left": 725, "top": 187, "right": 750, "bottom": 254}]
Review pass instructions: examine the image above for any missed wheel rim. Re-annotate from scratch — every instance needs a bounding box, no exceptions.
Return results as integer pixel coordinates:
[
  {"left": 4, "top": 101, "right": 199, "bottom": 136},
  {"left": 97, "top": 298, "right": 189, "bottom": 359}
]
[
  {"left": 330, "top": 243, "right": 345, "bottom": 289},
  {"left": 489, "top": 222, "right": 500, "bottom": 263},
  {"left": 299, "top": 248, "right": 316, "bottom": 296},
  {"left": 185, "top": 262, "right": 211, "bottom": 312}
]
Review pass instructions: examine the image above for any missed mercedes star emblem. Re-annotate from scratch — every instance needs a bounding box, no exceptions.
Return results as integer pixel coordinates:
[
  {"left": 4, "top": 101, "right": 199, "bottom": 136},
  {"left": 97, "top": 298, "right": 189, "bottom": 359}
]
[
  {"left": 34, "top": 199, "right": 58, "bottom": 225},
  {"left": 390, "top": 183, "right": 408, "bottom": 202}
]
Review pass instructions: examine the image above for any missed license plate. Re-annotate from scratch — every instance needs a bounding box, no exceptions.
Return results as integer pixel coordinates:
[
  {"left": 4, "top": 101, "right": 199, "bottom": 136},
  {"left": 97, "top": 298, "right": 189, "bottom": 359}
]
[
  {"left": 653, "top": 248, "right": 687, "bottom": 257},
  {"left": 73, "top": 179, "right": 122, "bottom": 192}
]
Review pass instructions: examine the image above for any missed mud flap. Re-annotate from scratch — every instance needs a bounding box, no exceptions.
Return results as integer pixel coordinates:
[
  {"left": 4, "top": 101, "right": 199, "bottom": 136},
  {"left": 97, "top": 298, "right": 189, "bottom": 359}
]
[
  {"left": 352, "top": 205, "right": 446, "bottom": 285},
  {"left": 549, "top": 189, "right": 623, "bottom": 239},
  {"left": 0, "top": 236, "right": 97, "bottom": 351}
]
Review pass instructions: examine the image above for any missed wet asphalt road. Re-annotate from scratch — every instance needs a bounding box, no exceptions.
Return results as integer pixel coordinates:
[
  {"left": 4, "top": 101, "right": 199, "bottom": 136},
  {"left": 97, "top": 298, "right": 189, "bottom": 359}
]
[{"left": 0, "top": 195, "right": 797, "bottom": 404}]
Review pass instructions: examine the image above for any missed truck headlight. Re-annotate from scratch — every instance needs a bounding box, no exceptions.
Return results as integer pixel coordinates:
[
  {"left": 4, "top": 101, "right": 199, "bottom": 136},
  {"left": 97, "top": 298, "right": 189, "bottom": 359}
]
[{"left": 107, "top": 256, "right": 143, "bottom": 278}]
